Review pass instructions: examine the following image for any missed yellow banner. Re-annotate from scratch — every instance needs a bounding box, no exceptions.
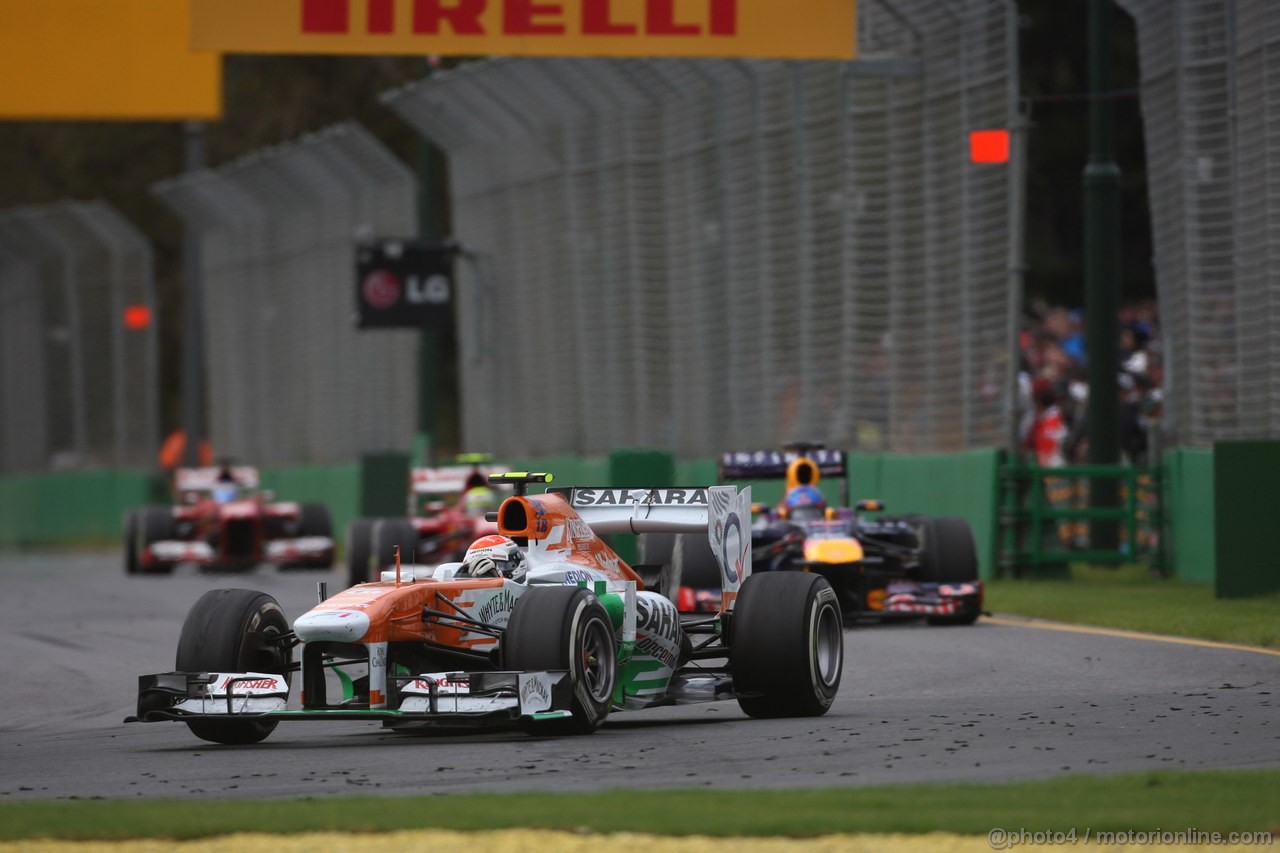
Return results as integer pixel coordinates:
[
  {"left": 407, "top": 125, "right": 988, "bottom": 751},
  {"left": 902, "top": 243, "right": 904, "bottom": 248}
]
[
  {"left": 192, "top": 0, "right": 855, "bottom": 60},
  {"left": 0, "top": 0, "right": 221, "bottom": 121}
]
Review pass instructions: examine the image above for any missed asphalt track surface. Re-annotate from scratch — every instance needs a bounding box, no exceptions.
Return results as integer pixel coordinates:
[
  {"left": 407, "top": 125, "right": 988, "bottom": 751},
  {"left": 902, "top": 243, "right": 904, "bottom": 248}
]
[{"left": 1, "top": 553, "right": 1277, "bottom": 802}]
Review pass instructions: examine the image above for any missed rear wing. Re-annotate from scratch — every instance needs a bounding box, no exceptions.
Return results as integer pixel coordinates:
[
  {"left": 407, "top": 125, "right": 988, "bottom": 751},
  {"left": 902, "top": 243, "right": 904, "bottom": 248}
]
[
  {"left": 410, "top": 465, "right": 511, "bottom": 495},
  {"left": 174, "top": 466, "right": 260, "bottom": 491},
  {"left": 719, "top": 449, "right": 847, "bottom": 480},
  {"left": 563, "top": 486, "right": 753, "bottom": 602}
]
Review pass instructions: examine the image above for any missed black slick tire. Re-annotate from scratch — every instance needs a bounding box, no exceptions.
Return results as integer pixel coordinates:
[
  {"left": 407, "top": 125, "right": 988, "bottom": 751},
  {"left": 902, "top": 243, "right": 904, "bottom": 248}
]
[
  {"left": 372, "top": 518, "right": 421, "bottom": 577},
  {"left": 345, "top": 518, "right": 374, "bottom": 588},
  {"left": 124, "top": 510, "right": 140, "bottom": 575},
  {"left": 139, "top": 506, "right": 176, "bottom": 575},
  {"left": 502, "top": 586, "right": 616, "bottom": 735},
  {"left": 918, "top": 517, "right": 981, "bottom": 626},
  {"left": 175, "top": 589, "right": 292, "bottom": 745},
  {"left": 730, "top": 572, "right": 843, "bottom": 718}
]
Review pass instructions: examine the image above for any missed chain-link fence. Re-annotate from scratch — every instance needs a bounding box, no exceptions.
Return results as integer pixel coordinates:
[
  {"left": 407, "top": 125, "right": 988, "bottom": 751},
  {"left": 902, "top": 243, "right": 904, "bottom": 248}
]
[
  {"left": 152, "top": 122, "right": 419, "bottom": 466},
  {"left": 1118, "top": 0, "right": 1280, "bottom": 446},
  {"left": 383, "top": 0, "right": 1021, "bottom": 459},
  {"left": 0, "top": 200, "right": 158, "bottom": 474}
]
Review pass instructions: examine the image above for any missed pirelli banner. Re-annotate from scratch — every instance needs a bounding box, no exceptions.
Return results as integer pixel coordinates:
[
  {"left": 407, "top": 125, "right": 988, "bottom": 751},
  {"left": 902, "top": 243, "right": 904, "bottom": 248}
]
[{"left": 191, "top": 0, "right": 855, "bottom": 60}]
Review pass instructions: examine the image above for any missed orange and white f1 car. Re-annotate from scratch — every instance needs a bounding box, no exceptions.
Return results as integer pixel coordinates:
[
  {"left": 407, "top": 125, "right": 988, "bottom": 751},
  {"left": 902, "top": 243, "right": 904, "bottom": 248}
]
[{"left": 127, "top": 474, "right": 844, "bottom": 744}]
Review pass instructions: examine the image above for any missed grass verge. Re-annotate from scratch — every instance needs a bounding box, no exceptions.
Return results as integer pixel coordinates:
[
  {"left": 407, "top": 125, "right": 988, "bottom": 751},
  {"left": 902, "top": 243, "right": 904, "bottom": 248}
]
[
  {"left": 0, "top": 769, "right": 1276, "bottom": 841},
  {"left": 985, "top": 565, "right": 1280, "bottom": 648}
]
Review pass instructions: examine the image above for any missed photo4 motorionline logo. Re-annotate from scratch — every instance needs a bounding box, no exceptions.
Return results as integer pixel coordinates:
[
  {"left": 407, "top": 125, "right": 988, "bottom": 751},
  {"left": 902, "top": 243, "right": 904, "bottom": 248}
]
[{"left": 988, "top": 828, "right": 1273, "bottom": 849}]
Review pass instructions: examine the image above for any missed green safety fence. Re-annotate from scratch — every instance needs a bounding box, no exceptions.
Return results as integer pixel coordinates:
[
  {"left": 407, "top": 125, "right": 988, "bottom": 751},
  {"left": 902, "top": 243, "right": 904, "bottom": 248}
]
[{"left": 999, "top": 462, "right": 1163, "bottom": 578}]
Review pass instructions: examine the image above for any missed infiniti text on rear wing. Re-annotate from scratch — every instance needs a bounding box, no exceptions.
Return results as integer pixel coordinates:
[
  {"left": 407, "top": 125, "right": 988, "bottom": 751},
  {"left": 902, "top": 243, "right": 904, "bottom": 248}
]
[{"left": 719, "top": 450, "right": 847, "bottom": 480}]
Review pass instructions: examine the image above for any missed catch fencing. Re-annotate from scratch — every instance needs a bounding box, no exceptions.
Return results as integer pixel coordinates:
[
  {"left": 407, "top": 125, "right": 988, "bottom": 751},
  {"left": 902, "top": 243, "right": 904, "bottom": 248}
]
[
  {"left": 0, "top": 200, "right": 158, "bottom": 474},
  {"left": 384, "top": 0, "right": 1021, "bottom": 459},
  {"left": 1118, "top": 0, "right": 1280, "bottom": 446},
  {"left": 152, "top": 122, "right": 419, "bottom": 466}
]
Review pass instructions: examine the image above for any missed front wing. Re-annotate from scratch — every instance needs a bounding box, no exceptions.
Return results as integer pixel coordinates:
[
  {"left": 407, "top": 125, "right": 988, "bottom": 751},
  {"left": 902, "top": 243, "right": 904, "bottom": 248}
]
[
  {"left": 881, "top": 581, "right": 982, "bottom": 617},
  {"left": 126, "top": 669, "right": 575, "bottom": 729}
]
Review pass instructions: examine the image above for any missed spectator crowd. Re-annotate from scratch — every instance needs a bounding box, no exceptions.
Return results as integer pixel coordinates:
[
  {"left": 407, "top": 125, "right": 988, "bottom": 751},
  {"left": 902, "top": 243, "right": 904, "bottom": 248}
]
[{"left": 1018, "top": 298, "right": 1164, "bottom": 468}]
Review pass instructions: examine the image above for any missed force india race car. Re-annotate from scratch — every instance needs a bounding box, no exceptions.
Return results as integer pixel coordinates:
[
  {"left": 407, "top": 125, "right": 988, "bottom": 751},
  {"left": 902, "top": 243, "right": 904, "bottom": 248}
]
[
  {"left": 648, "top": 446, "right": 982, "bottom": 625},
  {"left": 344, "top": 456, "right": 511, "bottom": 588},
  {"left": 123, "top": 466, "right": 334, "bottom": 575},
  {"left": 126, "top": 474, "right": 844, "bottom": 744}
]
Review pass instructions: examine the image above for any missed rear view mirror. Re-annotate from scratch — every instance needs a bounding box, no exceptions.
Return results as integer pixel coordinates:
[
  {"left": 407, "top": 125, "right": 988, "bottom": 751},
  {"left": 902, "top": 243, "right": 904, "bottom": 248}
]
[{"left": 855, "top": 500, "right": 884, "bottom": 513}]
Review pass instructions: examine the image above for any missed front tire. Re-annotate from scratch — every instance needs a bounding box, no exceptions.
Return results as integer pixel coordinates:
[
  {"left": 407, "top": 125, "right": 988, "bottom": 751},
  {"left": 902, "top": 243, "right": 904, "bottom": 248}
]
[
  {"left": 730, "top": 572, "right": 843, "bottom": 718},
  {"left": 918, "top": 517, "right": 981, "bottom": 626},
  {"left": 175, "top": 589, "right": 292, "bottom": 745},
  {"left": 139, "top": 506, "right": 176, "bottom": 575},
  {"left": 503, "top": 586, "right": 617, "bottom": 735}
]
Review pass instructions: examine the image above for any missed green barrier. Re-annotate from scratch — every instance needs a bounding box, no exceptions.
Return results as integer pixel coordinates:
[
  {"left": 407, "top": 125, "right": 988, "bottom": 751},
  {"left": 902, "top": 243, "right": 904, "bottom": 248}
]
[
  {"left": 1161, "top": 448, "right": 1215, "bottom": 583},
  {"left": 508, "top": 455, "right": 609, "bottom": 487},
  {"left": 606, "top": 449, "right": 676, "bottom": 565},
  {"left": 1213, "top": 441, "right": 1280, "bottom": 598},
  {"left": 0, "top": 469, "right": 155, "bottom": 548},
  {"left": 845, "top": 449, "right": 1003, "bottom": 580},
  {"left": 356, "top": 453, "right": 409, "bottom": 519},
  {"left": 260, "top": 463, "right": 361, "bottom": 535}
]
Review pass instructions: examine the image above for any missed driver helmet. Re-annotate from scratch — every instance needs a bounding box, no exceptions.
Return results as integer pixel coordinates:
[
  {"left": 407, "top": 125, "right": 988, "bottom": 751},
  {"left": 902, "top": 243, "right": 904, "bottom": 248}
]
[
  {"left": 462, "top": 485, "right": 497, "bottom": 518},
  {"left": 783, "top": 484, "right": 826, "bottom": 510},
  {"left": 461, "top": 534, "right": 528, "bottom": 581},
  {"left": 212, "top": 482, "right": 239, "bottom": 504}
]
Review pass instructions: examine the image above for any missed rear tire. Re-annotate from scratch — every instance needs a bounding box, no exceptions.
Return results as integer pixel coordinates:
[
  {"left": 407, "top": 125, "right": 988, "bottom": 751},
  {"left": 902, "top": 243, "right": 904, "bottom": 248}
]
[
  {"left": 299, "top": 502, "right": 332, "bottom": 539},
  {"left": 373, "top": 518, "right": 421, "bottom": 576},
  {"left": 918, "top": 517, "right": 980, "bottom": 626},
  {"left": 276, "top": 501, "right": 333, "bottom": 570},
  {"left": 673, "top": 533, "right": 723, "bottom": 590},
  {"left": 918, "top": 517, "right": 978, "bottom": 583},
  {"left": 503, "top": 586, "right": 616, "bottom": 735},
  {"left": 730, "top": 572, "right": 843, "bottom": 718},
  {"left": 345, "top": 518, "right": 374, "bottom": 587},
  {"left": 175, "top": 589, "right": 292, "bottom": 745}
]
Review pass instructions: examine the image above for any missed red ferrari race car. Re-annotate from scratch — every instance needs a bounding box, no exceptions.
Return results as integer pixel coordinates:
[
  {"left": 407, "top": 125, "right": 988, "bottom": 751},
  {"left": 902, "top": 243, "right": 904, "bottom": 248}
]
[
  {"left": 642, "top": 445, "right": 982, "bottom": 625},
  {"left": 127, "top": 474, "right": 844, "bottom": 744},
  {"left": 124, "top": 466, "right": 334, "bottom": 574},
  {"left": 344, "top": 456, "right": 511, "bottom": 588}
]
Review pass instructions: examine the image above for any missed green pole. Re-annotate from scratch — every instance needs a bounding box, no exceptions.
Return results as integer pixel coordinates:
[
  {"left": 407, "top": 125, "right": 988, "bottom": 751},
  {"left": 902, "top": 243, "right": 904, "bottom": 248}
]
[{"left": 1084, "top": 0, "right": 1121, "bottom": 550}]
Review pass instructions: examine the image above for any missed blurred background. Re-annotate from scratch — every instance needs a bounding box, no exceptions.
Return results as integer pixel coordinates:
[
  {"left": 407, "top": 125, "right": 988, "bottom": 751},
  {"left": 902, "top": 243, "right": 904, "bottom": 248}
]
[{"left": 1, "top": 0, "right": 1277, "bottom": 597}]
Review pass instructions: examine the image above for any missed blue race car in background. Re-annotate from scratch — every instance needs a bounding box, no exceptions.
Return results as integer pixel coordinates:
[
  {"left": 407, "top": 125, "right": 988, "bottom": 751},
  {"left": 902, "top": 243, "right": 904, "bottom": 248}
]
[{"left": 641, "top": 444, "right": 982, "bottom": 625}]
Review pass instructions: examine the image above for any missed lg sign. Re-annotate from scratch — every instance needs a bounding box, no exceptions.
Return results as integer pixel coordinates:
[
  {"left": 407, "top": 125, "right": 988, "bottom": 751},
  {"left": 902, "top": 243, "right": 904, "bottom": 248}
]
[
  {"left": 303, "top": 0, "right": 737, "bottom": 37},
  {"left": 356, "top": 239, "right": 455, "bottom": 330}
]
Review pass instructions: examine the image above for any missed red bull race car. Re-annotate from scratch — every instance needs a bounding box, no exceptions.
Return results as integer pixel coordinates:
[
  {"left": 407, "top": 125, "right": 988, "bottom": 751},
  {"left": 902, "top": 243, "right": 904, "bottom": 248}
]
[
  {"left": 123, "top": 466, "right": 334, "bottom": 574},
  {"left": 127, "top": 473, "right": 844, "bottom": 744},
  {"left": 344, "top": 455, "right": 511, "bottom": 587},
  {"left": 644, "top": 446, "right": 982, "bottom": 625}
]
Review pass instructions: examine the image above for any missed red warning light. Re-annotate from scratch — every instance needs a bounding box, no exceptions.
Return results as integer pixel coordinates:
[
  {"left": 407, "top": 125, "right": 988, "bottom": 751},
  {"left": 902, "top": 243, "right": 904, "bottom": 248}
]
[
  {"left": 969, "top": 129, "right": 1010, "bottom": 164},
  {"left": 123, "top": 304, "right": 152, "bottom": 331}
]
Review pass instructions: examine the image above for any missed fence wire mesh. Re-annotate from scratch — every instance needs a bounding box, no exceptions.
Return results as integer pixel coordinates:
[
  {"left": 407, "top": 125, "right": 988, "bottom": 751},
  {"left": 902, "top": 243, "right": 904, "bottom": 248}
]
[
  {"left": 152, "top": 122, "right": 419, "bottom": 466},
  {"left": 385, "top": 0, "right": 1019, "bottom": 459},
  {"left": 1119, "top": 0, "right": 1280, "bottom": 446},
  {"left": 0, "top": 201, "right": 157, "bottom": 474}
]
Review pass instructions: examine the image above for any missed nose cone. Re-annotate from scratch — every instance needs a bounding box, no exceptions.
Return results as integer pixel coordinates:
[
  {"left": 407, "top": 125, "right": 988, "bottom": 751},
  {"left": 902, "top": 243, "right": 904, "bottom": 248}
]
[
  {"left": 804, "top": 538, "right": 864, "bottom": 564},
  {"left": 293, "top": 608, "right": 370, "bottom": 643}
]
